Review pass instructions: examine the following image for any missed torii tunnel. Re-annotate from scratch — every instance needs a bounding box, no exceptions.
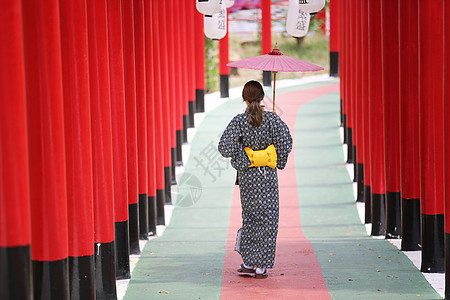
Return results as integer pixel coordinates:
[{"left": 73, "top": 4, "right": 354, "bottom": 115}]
[{"left": 1, "top": 0, "right": 450, "bottom": 299}]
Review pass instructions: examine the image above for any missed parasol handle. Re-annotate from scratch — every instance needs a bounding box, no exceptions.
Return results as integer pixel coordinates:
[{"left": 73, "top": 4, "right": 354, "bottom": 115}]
[{"left": 272, "top": 71, "right": 277, "bottom": 113}]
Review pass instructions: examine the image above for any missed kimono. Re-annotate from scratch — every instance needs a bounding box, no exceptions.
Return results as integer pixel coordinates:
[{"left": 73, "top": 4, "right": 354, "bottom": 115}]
[{"left": 218, "top": 110, "right": 292, "bottom": 268}]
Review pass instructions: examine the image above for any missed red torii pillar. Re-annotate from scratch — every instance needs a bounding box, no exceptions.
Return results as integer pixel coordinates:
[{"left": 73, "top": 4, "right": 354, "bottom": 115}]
[
  {"left": 361, "top": 0, "right": 371, "bottom": 224},
  {"left": 444, "top": 1, "right": 450, "bottom": 295},
  {"left": 194, "top": 7, "right": 206, "bottom": 113},
  {"left": 368, "top": 0, "right": 386, "bottom": 236},
  {"left": 160, "top": 0, "right": 175, "bottom": 203},
  {"left": 86, "top": 0, "right": 117, "bottom": 297},
  {"left": 381, "top": 0, "right": 401, "bottom": 239},
  {"left": 220, "top": 10, "right": 230, "bottom": 98},
  {"left": 107, "top": 0, "right": 131, "bottom": 279},
  {"left": 121, "top": 0, "right": 141, "bottom": 255},
  {"left": 133, "top": 0, "right": 150, "bottom": 240},
  {"left": 339, "top": 0, "right": 347, "bottom": 141},
  {"left": 398, "top": 0, "right": 421, "bottom": 251},
  {"left": 0, "top": 1, "right": 32, "bottom": 298},
  {"left": 165, "top": 0, "right": 179, "bottom": 186},
  {"left": 354, "top": 0, "right": 364, "bottom": 197},
  {"left": 151, "top": 0, "right": 166, "bottom": 226},
  {"left": 329, "top": 0, "right": 339, "bottom": 77},
  {"left": 22, "top": 0, "right": 69, "bottom": 298},
  {"left": 187, "top": 2, "right": 198, "bottom": 127},
  {"left": 173, "top": 0, "right": 185, "bottom": 166},
  {"left": 346, "top": 0, "right": 354, "bottom": 165},
  {"left": 261, "top": 0, "right": 272, "bottom": 86},
  {"left": 60, "top": 0, "right": 95, "bottom": 297},
  {"left": 418, "top": 0, "right": 444, "bottom": 273},
  {"left": 180, "top": 1, "right": 190, "bottom": 145},
  {"left": 144, "top": 0, "right": 158, "bottom": 235}
]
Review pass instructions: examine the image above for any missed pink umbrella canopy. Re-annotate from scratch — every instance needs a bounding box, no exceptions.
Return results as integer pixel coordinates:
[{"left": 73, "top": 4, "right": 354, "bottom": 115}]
[
  {"left": 227, "top": 45, "right": 324, "bottom": 72},
  {"left": 227, "top": 45, "right": 324, "bottom": 112}
]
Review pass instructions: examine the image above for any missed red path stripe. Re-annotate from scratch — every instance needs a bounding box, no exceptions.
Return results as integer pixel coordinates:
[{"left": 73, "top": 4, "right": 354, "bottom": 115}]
[{"left": 221, "top": 84, "right": 339, "bottom": 299}]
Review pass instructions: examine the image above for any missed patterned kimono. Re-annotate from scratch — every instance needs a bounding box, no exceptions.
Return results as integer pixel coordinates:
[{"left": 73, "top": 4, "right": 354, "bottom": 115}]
[{"left": 218, "top": 110, "right": 292, "bottom": 268}]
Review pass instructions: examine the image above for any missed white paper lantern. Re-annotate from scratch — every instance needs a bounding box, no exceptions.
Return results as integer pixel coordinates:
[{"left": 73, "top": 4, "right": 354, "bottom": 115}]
[
  {"left": 298, "top": 0, "right": 325, "bottom": 14},
  {"left": 286, "top": 0, "right": 310, "bottom": 37},
  {"left": 204, "top": 4, "right": 227, "bottom": 40},
  {"left": 196, "top": 0, "right": 222, "bottom": 15},
  {"left": 224, "top": 0, "right": 235, "bottom": 8}
]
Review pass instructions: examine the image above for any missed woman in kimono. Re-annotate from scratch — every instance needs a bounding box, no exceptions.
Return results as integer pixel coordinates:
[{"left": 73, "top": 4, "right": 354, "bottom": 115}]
[{"left": 218, "top": 80, "right": 292, "bottom": 279}]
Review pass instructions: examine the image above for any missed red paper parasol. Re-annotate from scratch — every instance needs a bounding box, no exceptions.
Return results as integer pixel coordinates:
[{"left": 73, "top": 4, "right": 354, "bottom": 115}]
[{"left": 227, "top": 44, "right": 324, "bottom": 112}]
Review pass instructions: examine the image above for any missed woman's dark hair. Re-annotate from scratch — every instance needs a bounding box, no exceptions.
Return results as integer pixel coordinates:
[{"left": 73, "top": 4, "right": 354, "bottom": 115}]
[{"left": 242, "top": 80, "right": 265, "bottom": 127}]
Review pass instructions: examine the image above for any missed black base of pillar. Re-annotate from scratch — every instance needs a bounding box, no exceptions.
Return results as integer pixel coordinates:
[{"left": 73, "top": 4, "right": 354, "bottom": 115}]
[
  {"left": 340, "top": 98, "right": 343, "bottom": 126},
  {"left": 0, "top": 245, "right": 32, "bottom": 300},
  {"left": 164, "top": 166, "right": 172, "bottom": 204},
  {"left": 220, "top": 74, "right": 229, "bottom": 98},
  {"left": 346, "top": 127, "right": 353, "bottom": 163},
  {"left": 421, "top": 213, "right": 444, "bottom": 273},
  {"left": 263, "top": 70, "right": 272, "bottom": 87},
  {"left": 33, "top": 258, "right": 69, "bottom": 299},
  {"left": 188, "top": 101, "right": 195, "bottom": 128},
  {"left": 170, "top": 147, "right": 177, "bottom": 185},
  {"left": 176, "top": 130, "right": 183, "bottom": 166},
  {"left": 94, "top": 241, "right": 117, "bottom": 300},
  {"left": 356, "top": 163, "right": 364, "bottom": 203},
  {"left": 128, "top": 203, "right": 140, "bottom": 255},
  {"left": 364, "top": 185, "right": 371, "bottom": 224},
  {"left": 69, "top": 255, "right": 95, "bottom": 300},
  {"left": 401, "top": 198, "right": 421, "bottom": 251},
  {"left": 330, "top": 51, "right": 339, "bottom": 77},
  {"left": 148, "top": 195, "right": 157, "bottom": 236},
  {"left": 385, "top": 191, "right": 401, "bottom": 239},
  {"left": 445, "top": 233, "right": 450, "bottom": 298},
  {"left": 114, "top": 221, "right": 130, "bottom": 280},
  {"left": 352, "top": 146, "right": 357, "bottom": 182},
  {"left": 343, "top": 114, "right": 348, "bottom": 144},
  {"left": 371, "top": 193, "right": 386, "bottom": 236},
  {"left": 138, "top": 193, "right": 148, "bottom": 240},
  {"left": 182, "top": 115, "right": 188, "bottom": 144},
  {"left": 156, "top": 189, "right": 165, "bottom": 225},
  {"left": 196, "top": 89, "right": 205, "bottom": 113}
]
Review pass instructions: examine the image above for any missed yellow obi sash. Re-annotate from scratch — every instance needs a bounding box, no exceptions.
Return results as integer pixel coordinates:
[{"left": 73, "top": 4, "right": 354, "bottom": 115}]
[{"left": 244, "top": 144, "right": 277, "bottom": 169}]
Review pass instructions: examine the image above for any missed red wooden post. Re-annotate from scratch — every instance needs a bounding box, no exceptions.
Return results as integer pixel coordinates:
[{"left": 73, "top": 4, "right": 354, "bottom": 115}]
[
  {"left": 261, "top": 0, "right": 272, "bottom": 86},
  {"left": 59, "top": 0, "right": 95, "bottom": 297},
  {"left": 151, "top": 0, "right": 166, "bottom": 226},
  {"left": 220, "top": 10, "right": 230, "bottom": 98},
  {"left": 340, "top": 0, "right": 347, "bottom": 142},
  {"left": 418, "top": 0, "right": 445, "bottom": 273},
  {"left": 368, "top": 0, "right": 386, "bottom": 236},
  {"left": 133, "top": 0, "right": 149, "bottom": 240},
  {"left": 107, "top": 0, "right": 131, "bottom": 279},
  {"left": 22, "top": 0, "right": 70, "bottom": 298},
  {"left": 381, "top": 0, "right": 401, "bottom": 239},
  {"left": 355, "top": 0, "right": 364, "bottom": 202},
  {"left": 361, "top": 0, "right": 371, "bottom": 224},
  {"left": 172, "top": 0, "right": 185, "bottom": 166},
  {"left": 0, "top": 1, "right": 32, "bottom": 298},
  {"left": 122, "top": 0, "right": 141, "bottom": 255},
  {"left": 180, "top": 0, "right": 190, "bottom": 144},
  {"left": 329, "top": 0, "right": 339, "bottom": 77},
  {"left": 194, "top": 7, "right": 206, "bottom": 113},
  {"left": 86, "top": 0, "right": 117, "bottom": 296},
  {"left": 164, "top": 0, "right": 179, "bottom": 186},
  {"left": 398, "top": 0, "right": 421, "bottom": 251},
  {"left": 444, "top": 1, "right": 450, "bottom": 295},
  {"left": 187, "top": 1, "right": 197, "bottom": 128},
  {"left": 159, "top": 0, "right": 174, "bottom": 203},
  {"left": 144, "top": 0, "right": 158, "bottom": 235},
  {"left": 346, "top": 0, "right": 354, "bottom": 165}
]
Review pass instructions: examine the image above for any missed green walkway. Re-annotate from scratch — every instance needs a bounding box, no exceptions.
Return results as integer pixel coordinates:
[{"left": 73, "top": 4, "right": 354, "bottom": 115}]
[{"left": 123, "top": 80, "right": 440, "bottom": 299}]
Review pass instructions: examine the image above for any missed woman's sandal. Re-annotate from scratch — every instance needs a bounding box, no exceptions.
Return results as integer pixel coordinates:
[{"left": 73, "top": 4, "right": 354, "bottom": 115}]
[
  {"left": 237, "top": 264, "right": 255, "bottom": 274},
  {"left": 254, "top": 270, "right": 268, "bottom": 279}
]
